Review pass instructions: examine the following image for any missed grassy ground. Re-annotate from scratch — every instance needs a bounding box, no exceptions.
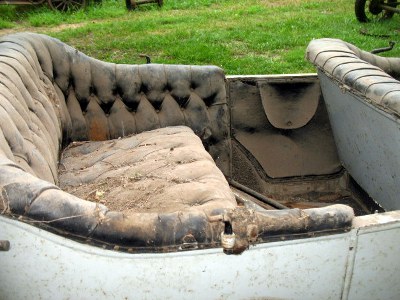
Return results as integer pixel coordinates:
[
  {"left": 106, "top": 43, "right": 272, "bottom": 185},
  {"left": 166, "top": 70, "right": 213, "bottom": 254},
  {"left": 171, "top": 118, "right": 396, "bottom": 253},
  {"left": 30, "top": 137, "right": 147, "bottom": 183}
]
[{"left": 0, "top": 0, "right": 399, "bottom": 74}]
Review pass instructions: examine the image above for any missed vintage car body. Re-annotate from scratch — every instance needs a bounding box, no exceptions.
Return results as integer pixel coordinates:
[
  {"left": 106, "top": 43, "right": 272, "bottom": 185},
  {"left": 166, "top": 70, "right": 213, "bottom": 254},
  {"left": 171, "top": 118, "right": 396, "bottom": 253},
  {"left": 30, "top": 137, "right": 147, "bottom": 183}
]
[{"left": 0, "top": 33, "right": 399, "bottom": 299}]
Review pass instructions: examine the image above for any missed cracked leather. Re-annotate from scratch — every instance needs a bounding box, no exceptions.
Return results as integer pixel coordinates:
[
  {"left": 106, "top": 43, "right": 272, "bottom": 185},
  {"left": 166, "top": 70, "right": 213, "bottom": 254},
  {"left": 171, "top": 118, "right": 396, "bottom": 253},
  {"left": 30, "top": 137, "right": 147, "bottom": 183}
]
[{"left": 0, "top": 33, "right": 355, "bottom": 251}]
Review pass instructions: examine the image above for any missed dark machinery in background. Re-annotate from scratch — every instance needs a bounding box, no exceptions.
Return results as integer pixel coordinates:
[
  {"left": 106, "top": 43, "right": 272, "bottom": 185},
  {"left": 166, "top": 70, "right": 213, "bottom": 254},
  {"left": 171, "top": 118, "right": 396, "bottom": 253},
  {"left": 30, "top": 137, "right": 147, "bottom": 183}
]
[
  {"left": 0, "top": 0, "right": 86, "bottom": 11},
  {"left": 355, "top": 0, "right": 399, "bottom": 22},
  {"left": 0, "top": 0, "right": 162, "bottom": 12},
  {"left": 125, "top": 0, "right": 162, "bottom": 10}
]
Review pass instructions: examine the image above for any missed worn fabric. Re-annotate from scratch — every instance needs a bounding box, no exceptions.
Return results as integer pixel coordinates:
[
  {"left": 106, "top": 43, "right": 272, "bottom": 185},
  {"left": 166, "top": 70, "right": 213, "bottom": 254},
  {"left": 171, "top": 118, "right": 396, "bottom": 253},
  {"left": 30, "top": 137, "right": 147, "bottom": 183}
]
[
  {"left": 59, "top": 126, "right": 236, "bottom": 214},
  {"left": 0, "top": 32, "right": 234, "bottom": 249},
  {"left": 0, "top": 32, "right": 231, "bottom": 182}
]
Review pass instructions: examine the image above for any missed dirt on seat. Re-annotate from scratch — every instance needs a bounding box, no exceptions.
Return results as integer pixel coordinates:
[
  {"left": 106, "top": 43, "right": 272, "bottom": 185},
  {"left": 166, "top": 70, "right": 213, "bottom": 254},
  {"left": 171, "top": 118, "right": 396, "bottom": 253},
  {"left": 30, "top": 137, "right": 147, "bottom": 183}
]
[{"left": 58, "top": 126, "right": 236, "bottom": 214}]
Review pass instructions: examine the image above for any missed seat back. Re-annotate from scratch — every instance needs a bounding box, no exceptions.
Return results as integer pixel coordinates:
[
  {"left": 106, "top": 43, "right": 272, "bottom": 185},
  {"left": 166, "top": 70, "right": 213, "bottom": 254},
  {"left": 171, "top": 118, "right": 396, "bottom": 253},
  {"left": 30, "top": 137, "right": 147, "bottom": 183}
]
[
  {"left": 0, "top": 32, "right": 231, "bottom": 182},
  {"left": 0, "top": 32, "right": 232, "bottom": 249},
  {"left": 0, "top": 34, "right": 62, "bottom": 184}
]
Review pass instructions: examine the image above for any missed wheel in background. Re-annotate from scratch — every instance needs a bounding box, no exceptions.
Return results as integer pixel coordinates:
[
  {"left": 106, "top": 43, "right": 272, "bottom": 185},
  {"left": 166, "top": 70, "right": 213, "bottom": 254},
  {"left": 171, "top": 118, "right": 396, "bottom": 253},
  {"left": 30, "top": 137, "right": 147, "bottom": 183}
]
[
  {"left": 126, "top": 0, "right": 137, "bottom": 10},
  {"left": 48, "top": 0, "right": 86, "bottom": 11},
  {"left": 355, "top": 0, "right": 396, "bottom": 22}
]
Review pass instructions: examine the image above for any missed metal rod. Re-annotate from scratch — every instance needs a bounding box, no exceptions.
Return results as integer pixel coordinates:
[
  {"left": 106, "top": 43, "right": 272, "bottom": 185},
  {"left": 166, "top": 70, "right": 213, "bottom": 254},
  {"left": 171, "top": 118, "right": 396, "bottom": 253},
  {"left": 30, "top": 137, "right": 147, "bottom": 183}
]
[
  {"left": 229, "top": 180, "right": 288, "bottom": 210},
  {"left": 380, "top": 4, "right": 400, "bottom": 13},
  {"left": 371, "top": 41, "right": 395, "bottom": 54}
]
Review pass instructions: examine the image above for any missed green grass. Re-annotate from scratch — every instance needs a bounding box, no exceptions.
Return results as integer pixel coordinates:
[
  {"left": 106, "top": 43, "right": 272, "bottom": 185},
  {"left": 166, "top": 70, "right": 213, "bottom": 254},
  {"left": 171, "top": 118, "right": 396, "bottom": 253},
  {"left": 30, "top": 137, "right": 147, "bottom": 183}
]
[{"left": 1, "top": 0, "right": 399, "bottom": 74}]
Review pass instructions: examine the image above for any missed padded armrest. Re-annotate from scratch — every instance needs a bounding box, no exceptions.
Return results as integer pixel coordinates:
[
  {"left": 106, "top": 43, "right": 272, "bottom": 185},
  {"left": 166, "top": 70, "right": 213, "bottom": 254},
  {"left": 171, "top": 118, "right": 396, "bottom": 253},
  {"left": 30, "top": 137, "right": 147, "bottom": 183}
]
[
  {"left": 0, "top": 155, "right": 354, "bottom": 252},
  {"left": 0, "top": 153, "right": 230, "bottom": 251},
  {"left": 306, "top": 38, "right": 400, "bottom": 116},
  {"left": 220, "top": 204, "right": 354, "bottom": 254}
]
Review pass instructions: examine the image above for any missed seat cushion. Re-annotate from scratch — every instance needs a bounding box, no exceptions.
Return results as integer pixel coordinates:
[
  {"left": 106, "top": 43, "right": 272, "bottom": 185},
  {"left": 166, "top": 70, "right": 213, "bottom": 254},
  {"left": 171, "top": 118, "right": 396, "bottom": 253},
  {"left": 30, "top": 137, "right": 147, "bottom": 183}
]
[{"left": 59, "top": 126, "right": 236, "bottom": 214}]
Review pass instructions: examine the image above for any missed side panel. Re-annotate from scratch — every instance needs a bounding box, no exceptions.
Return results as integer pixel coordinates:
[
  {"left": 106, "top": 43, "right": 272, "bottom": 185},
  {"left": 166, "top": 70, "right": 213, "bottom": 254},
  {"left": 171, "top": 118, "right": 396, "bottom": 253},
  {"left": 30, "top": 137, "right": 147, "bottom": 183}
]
[
  {"left": 319, "top": 71, "right": 400, "bottom": 211},
  {"left": 347, "top": 214, "right": 400, "bottom": 300},
  {"left": 228, "top": 74, "right": 340, "bottom": 179},
  {"left": 349, "top": 227, "right": 400, "bottom": 300},
  {"left": 227, "top": 74, "right": 345, "bottom": 202},
  {"left": 0, "top": 216, "right": 351, "bottom": 300}
]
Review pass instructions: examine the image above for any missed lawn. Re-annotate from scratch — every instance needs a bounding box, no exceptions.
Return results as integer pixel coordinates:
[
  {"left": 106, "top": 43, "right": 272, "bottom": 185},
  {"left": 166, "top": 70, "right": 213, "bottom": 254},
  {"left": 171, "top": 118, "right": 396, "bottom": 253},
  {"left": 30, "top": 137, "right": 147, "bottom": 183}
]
[{"left": 0, "top": 0, "right": 399, "bottom": 74}]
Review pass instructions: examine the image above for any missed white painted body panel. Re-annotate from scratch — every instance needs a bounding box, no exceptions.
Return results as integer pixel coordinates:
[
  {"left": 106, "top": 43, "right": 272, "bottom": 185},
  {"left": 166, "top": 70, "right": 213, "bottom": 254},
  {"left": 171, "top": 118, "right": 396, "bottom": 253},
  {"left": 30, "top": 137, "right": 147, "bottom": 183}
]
[
  {"left": 318, "top": 71, "right": 400, "bottom": 211},
  {"left": 1, "top": 213, "right": 400, "bottom": 300},
  {"left": 347, "top": 214, "right": 400, "bottom": 300}
]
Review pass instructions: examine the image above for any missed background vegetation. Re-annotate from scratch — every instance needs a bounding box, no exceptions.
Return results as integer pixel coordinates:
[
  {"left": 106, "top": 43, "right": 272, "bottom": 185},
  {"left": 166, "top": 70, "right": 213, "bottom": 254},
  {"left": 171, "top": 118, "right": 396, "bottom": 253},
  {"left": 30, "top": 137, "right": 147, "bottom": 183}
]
[{"left": 0, "top": 0, "right": 399, "bottom": 74}]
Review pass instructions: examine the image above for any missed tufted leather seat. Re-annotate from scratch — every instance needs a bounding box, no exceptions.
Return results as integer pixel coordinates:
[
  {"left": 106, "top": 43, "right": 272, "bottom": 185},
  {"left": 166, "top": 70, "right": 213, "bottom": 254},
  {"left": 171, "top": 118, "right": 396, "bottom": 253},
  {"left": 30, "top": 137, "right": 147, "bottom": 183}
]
[
  {"left": 0, "top": 32, "right": 234, "bottom": 250},
  {"left": 59, "top": 126, "right": 235, "bottom": 214},
  {"left": 0, "top": 33, "right": 355, "bottom": 252}
]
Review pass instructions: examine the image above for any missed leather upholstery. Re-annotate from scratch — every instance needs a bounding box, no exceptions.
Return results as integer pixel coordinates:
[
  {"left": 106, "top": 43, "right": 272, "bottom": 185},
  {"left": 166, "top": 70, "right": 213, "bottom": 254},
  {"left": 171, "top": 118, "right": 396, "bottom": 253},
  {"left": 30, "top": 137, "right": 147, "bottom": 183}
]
[
  {"left": 0, "top": 32, "right": 232, "bottom": 249},
  {"left": 306, "top": 38, "right": 400, "bottom": 211},
  {"left": 306, "top": 38, "right": 400, "bottom": 116},
  {"left": 0, "top": 32, "right": 230, "bottom": 182},
  {"left": 59, "top": 126, "right": 236, "bottom": 215},
  {"left": 0, "top": 33, "right": 354, "bottom": 251}
]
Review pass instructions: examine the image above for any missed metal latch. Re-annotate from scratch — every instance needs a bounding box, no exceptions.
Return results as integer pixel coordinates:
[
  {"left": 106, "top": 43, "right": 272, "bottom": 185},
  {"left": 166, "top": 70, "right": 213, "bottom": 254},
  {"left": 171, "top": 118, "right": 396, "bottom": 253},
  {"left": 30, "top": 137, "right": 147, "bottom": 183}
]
[{"left": 0, "top": 240, "right": 10, "bottom": 251}]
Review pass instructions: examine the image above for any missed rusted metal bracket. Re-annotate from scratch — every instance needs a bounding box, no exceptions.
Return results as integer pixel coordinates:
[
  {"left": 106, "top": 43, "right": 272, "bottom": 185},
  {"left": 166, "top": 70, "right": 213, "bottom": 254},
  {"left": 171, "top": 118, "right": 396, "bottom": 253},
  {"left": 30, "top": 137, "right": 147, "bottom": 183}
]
[
  {"left": 0, "top": 240, "right": 10, "bottom": 251},
  {"left": 139, "top": 54, "right": 152, "bottom": 64}
]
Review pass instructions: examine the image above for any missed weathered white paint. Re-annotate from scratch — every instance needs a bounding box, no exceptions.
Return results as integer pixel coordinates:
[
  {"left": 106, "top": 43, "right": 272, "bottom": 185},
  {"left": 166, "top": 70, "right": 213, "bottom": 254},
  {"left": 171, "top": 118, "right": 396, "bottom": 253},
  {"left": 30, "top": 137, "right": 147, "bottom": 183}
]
[
  {"left": 347, "top": 212, "right": 400, "bottom": 300},
  {"left": 318, "top": 71, "right": 400, "bottom": 211},
  {"left": 1, "top": 213, "right": 400, "bottom": 300}
]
